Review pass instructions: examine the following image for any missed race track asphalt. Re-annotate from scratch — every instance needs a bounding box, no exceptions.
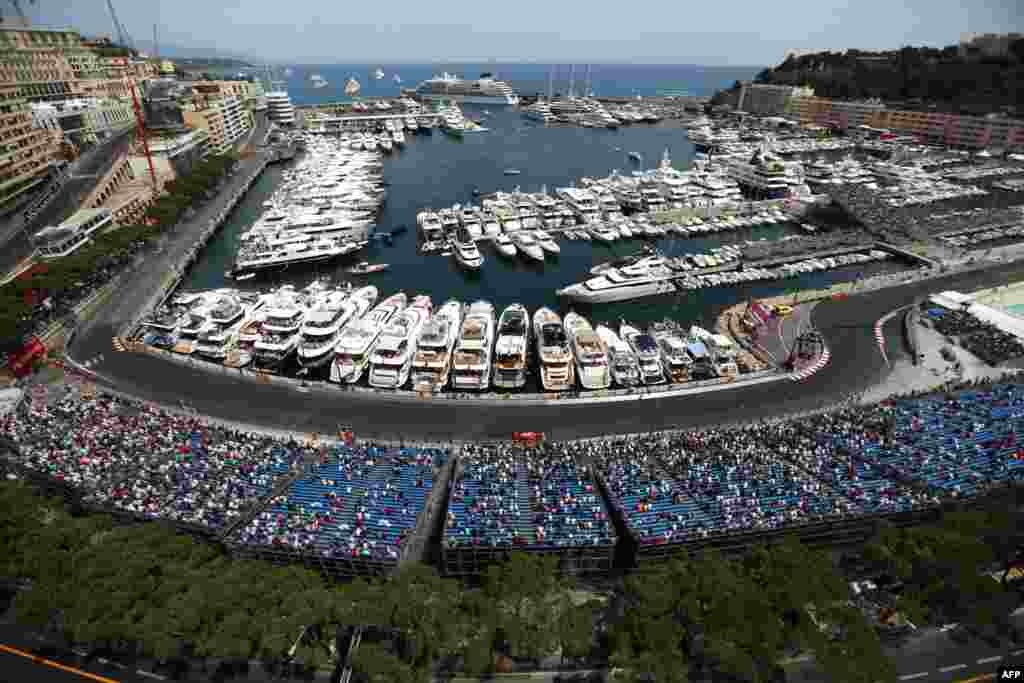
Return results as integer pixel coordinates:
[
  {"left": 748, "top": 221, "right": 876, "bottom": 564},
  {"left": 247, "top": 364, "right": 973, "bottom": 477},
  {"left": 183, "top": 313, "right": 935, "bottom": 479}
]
[{"left": 71, "top": 255, "right": 1024, "bottom": 442}]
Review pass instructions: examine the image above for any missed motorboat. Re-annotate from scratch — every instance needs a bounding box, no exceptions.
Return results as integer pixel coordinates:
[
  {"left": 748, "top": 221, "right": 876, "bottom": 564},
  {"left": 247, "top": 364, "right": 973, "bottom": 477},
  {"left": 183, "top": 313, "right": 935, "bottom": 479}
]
[
  {"left": 297, "top": 286, "right": 377, "bottom": 370},
  {"left": 252, "top": 284, "right": 315, "bottom": 370},
  {"left": 557, "top": 255, "right": 677, "bottom": 304},
  {"left": 620, "top": 321, "right": 667, "bottom": 385},
  {"left": 450, "top": 300, "right": 496, "bottom": 391},
  {"left": 410, "top": 299, "right": 463, "bottom": 392},
  {"left": 453, "top": 228, "right": 484, "bottom": 269},
  {"left": 589, "top": 245, "right": 657, "bottom": 275},
  {"left": 330, "top": 291, "right": 407, "bottom": 383},
  {"left": 685, "top": 326, "right": 719, "bottom": 380},
  {"left": 533, "top": 307, "right": 575, "bottom": 391},
  {"left": 650, "top": 319, "right": 694, "bottom": 383},
  {"left": 193, "top": 292, "right": 259, "bottom": 361},
  {"left": 480, "top": 209, "right": 502, "bottom": 237},
  {"left": 564, "top": 311, "right": 611, "bottom": 390},
  {"left": 459, "top": 206, "right": 484, "bottom": 240},
  {"left": 492, "top": 232, "right": 517, "bottom": 257},
  {"left": 533, "top": 230, "right": 560, "bottom": 254},
  {"left": 368, "top": 294, "right": 432, "bottom": 389},
  {"left": 141, "top": 291, "right": 209, "bottom": 350},
  {"left": 595, "top": 325, "right": 641, "bottom": 388},
  {"left": 418, "top": 211, "right": 445, "bottom": 241},
  {"left": 511, "top": 231, "right": 544, "bottom": 261},
  {"left": 346, "top": 262, "right": 389, "bottom": 274},
  {"left": 492, "top": 303, "right": 529, "bottom": 389},
  {"left": 690, "top": 325, "right": 739, "bottom": 378},
  {"left": 588, "top": 223, "right": 619, "bottom": 243}
]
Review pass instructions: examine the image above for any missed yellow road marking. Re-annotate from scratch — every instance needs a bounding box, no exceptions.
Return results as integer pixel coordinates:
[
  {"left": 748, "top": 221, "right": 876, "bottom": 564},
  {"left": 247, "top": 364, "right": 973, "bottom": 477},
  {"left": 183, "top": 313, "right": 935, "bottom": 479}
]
[{"left": 0, "top": 643, "right": 120, "bottom": 683}]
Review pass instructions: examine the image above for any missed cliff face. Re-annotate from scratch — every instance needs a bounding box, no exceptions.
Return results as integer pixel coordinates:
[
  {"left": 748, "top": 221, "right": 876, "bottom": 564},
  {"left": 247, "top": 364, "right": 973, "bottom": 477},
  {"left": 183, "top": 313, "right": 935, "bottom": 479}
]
[{"left": 754, "top": 46, "right": 1024, "bottom": 114}]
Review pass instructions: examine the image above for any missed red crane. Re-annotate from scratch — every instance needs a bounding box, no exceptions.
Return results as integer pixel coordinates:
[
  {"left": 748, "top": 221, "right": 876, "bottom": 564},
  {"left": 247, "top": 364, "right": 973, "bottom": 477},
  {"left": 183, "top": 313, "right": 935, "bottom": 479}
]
[{"left": 127, "top": 76, "right": 158, "bottom": 195}]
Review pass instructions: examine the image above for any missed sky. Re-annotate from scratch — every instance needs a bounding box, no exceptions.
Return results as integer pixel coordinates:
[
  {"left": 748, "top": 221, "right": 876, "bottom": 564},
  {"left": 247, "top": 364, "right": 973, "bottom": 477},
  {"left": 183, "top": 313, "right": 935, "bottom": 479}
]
[{"left": 33, "top": 0, "right": 1024, "bottom": 67}]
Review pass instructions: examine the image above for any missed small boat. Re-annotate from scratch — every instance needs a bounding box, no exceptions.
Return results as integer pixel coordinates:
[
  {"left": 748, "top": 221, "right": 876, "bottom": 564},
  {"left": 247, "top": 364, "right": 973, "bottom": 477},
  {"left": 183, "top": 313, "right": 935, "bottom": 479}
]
[
  {"left": 493, "top": 232, "right": 517, "bottom": 257},
  {"left": 504, "top": 169, "right": 522, "bottom": 176},
  {"left": 231, "top": 272, "right": 256, "bottom": 281},
  {"left": 614, "top": 147, "right": 622, "bottom": 152},
  {"left": 346, "top": 262, "right": 390, "bottom": 275},
  {"left": 628, "top": 152, "right": 642, "bottom": 162}
]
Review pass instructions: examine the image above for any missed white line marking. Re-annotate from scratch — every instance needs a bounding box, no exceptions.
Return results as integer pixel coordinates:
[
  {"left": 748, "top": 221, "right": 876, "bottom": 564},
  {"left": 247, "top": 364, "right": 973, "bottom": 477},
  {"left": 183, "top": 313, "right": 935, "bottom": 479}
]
[
  {"left": 899, "top": 673, "right": 929, "bottom": 680},
  {"left": 137, "top": 670, "right": 167, "bottom": 680},
  {"left": 1013, "top": 649, "right": 1024, "bottom": 656},
  {"left": 939, "top": 663, "right": 968, "bottom": 672},
  {"left": 977, "top": 656, "right": 1002, "bottom": 664}
]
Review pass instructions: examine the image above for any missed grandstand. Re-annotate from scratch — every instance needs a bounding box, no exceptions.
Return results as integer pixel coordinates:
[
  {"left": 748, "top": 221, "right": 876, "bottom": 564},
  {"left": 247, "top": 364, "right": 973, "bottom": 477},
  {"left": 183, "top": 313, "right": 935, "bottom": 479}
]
[
  {"left": 228, "top": 444, "right": 451, "bottom": 577},
  {"left": 442, "top": 444, "right": 616, "bottom": 576},
  {"left": 2, "top": 384, "right": 1023, "bottom": 577}
]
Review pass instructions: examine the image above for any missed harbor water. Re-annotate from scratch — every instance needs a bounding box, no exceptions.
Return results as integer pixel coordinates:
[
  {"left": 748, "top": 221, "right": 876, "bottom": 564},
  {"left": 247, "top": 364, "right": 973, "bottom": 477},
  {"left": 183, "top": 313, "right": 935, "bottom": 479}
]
[{"left": 183, "top": 106, "right": 910, "bottom": 339}]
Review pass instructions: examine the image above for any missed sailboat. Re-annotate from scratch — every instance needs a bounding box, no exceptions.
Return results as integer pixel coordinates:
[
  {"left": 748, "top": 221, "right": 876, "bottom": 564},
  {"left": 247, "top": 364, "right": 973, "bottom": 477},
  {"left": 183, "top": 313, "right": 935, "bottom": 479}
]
[
  {"left": 393, "top": 73, "right": 402, "bottom": 84},
  {"left": 374, "top": 67, "right": 385, "bottom": 80},
  {"left": 345, "top": 77, "right": 361, "bottom": 96}
]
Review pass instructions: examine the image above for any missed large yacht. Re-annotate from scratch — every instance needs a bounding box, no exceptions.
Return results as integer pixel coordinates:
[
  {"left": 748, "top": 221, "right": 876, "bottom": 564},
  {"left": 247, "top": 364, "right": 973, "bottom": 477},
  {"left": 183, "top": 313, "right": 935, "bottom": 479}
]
[
  {"left": 510, "top": 231, "right": 544, "bottom": 262},
  {"left": 649, "top": 319, "right": 693, "bottom": 383},
  {"left": 410, "top": 299, "right": 463, "bottom": 392},
  {"left": 564, "top": 312, "right": 611, "bottom": 390},
  {"left": 492, "top": 303, "right": 529, "bottom": 389},
  {"left": 620, "top": 321, "right": 667, "bottom": 385},
  {"left": 417, "top": 211, "right": 445, "bottom": 242},
  {"left": 595, "top": 325, "right": 641, "bottom": 388},
  {"left": 557, "top": 255, "right": 678, "bottom": 303},
  {"left": 726, "top": 147, "right": 805, "bottom": 200},
  {"left": 690, "top": 326, "right": 739, "bottom": 378},
  {"left": 252, "top": 284, "right": 314, "bottom": 370},
  {"left": 453, "top": 227, "right": 484, "bottom": 269},
  {"left": 330, "top": 292, "right": 407, "bottom": 384},
  {"left": 232, "top": 235, "right": 366, "bottom": 275},
  {"left": 450, "top": 301, "right": 496, "bottom": 391},
  {"left": 685, "top": 326, "right": 719, "bottom": 380},
  {"left": 297, "top": 286, "right": 377, "bottom": 370},
  {"left": 522, "top": 98, "right": 556, "bottom": 123},
  {"left": 368, "top": 295, "right": 433, "bottom": 389},
  {"left": 556, "top": 188, "right": 601, "bottom": 224},
  {"left": 414, "top": 72, "right": 520, "bottom": 105},
  {"left": 143, "top": 291, "right": 211, "bottom": 351},
  {"left": 533, "top": 307, "right": 575, "bottom": 391},
  {"left": 193, "top": 291, "right": 261, "bottom": 361}
]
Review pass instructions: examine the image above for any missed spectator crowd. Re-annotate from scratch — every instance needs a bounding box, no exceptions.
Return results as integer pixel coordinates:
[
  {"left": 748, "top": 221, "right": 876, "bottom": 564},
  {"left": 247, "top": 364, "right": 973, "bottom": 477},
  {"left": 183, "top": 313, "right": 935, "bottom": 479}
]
[{"left": 923, "top": 304, "right": 1024, "bottom": 366}]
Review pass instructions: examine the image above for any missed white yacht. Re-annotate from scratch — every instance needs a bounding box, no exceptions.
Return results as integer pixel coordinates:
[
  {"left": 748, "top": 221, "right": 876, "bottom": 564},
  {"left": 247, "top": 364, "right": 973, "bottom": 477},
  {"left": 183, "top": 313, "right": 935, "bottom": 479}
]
[
  {"left": 588, "top": 223, "right": 619, "bottom": 243},
  {"left": 533, "top": 230, "right": 560, "bottom": 254},
  {"left": 142, "top": 292, "right": 208, "bottom": 350},
  {"left": 595, "top": 325, "right": 641, "bottom": 388},
  {"left": 650, "top": 319, "right": 693, "bottom": 383},
  {"left": 685, "top": 326, "right": 719, "bottom": 380},
  {"left": 450, "top": 300, "right": 496, "bottom": 391},
  {"left": 556, "top": 187, "right": 601, "bottom": 224},
  {"left": 193, "top": 292, "right": 258, "bottom": 361},
  {"left": 533, "top": 307, "right": 575, "bottom": 391},
  {"left": 330, "top": 292, "right": 407, "bottom": 384},
  {"left": 620, "top": 321, "right": 666, "bottom": 385},
  {"left": 410, "top": 299, "right": 463, "bottom": 392},
  {"left": 691, "top": 326, "right": 740, "bottom": 378},
  {"left": 458, "top": 206, "right": 484, "bottom": 240},
  {"left": 557, "top": 255, "right": 678, "bottom": 303},
  {"left": 511, "top": 231, "right": 544, "bottom": 261},
  {"left": 297, "top": 286, "right": 377, "bottom": 370},
  {"left": 492, "top": 232, "right": 517, "bottom": 257},
  {"left": 232, "top": 235, "right": 366, "bottom": 274},
  {"left": 564, "top": 312, "right": 611, "bottom": 390},
  {"left": 453, "top": 228, "right": 484, "bottom": 269},
  {"left": 252, "top": 284, "right": 313, "bottom": 369},
  {"left": 480, "top": 209, "right": 502, "bottom": 237},
  {"left": 492, "top": 303, "right": 529, "bottom": 389},
  {"left": 418, "top": 211, "right": 445, "bottom": 242},
  {"left": 368, "top": 295, "right": 433, "bottom": 389}
]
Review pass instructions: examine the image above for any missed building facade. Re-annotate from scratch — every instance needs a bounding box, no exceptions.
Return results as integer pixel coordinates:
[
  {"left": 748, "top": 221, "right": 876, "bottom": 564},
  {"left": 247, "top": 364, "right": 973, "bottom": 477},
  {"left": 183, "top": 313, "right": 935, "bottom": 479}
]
[
  {"left": 785, "top": 95, "right": 1024, "bottom": 152},
  {"left": 182, "top": 96, "right": 252, "bottom": 154},
  {"left": 148, "top": 128, "right": 209, "bottom": 176},
  {"left": 737, "top": 83, "right": 814, "bottom": 116}
]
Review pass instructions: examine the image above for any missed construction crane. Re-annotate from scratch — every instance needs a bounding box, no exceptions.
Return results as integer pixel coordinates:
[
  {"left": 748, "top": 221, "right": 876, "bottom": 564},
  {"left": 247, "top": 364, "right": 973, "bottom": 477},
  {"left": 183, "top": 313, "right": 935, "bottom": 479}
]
[
  {"left": 1, "top": 0, "right": 37, "bottom": 24},
  {"left": 105, "top": 0, "right": 133, "bottom": 50}
]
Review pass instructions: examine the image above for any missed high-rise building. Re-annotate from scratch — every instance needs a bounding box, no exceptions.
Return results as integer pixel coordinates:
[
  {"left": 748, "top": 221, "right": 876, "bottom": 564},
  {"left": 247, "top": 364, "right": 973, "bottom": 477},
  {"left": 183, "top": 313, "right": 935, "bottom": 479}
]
[{"left": 182, "top": 96, "right": 253, "bottom": 154}]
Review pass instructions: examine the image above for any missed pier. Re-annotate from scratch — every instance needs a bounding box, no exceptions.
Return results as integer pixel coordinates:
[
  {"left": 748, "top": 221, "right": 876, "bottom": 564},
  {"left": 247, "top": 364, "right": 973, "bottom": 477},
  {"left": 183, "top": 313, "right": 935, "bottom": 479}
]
[{"left": 125, "top": 155, "right": 271, "bottom": 337}]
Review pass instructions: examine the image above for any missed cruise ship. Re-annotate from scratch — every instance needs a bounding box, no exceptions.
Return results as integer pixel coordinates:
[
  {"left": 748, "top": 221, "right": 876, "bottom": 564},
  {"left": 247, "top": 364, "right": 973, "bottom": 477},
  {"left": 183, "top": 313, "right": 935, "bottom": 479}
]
[
  {"left": 557, "top": 254, "right": 678, "bottom": 303},
  {"left": 451, "top": 301, "right": 496, "bottom": 391},
  {"left": 330, "top": 292, "right": 407, "bottom": 384},
  {"left": 533, "top": 307, "right": 574, "bottom": 391},
  {"left": 492, "top": 303, "right": 529, "bottom": 389},
  {"left": 297, "top": 286, "right": 377, "bottom": 370},
  {"left": 595, "top": 325, "right": 641, "bottom": 388},
  {"left": 410, "top": 299, "right": 463, "bottom": 392},
  {"left": 368, "top": 295, "right": 432, "bottom": 389},
  {"left": 414, "top": 73, "right": 520, "bottom": 105},
  {"left": 564, "top": 312, "right": 611, "bottom": 390},
  {"left": 620, "top": 321, "right": 666, "bottom": 385}
]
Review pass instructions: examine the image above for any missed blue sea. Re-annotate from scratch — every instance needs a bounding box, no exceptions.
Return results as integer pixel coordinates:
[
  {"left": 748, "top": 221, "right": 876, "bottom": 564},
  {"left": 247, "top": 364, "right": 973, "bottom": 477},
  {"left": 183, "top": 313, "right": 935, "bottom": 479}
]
[{"left": 236, "top": 63, "right": 761, "bottom": 106}]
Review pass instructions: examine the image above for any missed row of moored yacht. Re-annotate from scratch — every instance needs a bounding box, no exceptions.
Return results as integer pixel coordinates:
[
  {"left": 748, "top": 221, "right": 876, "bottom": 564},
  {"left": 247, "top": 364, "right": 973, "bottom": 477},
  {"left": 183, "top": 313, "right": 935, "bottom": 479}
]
[{"left": 139, "top": 285, "right": 741, "bottom": 393}]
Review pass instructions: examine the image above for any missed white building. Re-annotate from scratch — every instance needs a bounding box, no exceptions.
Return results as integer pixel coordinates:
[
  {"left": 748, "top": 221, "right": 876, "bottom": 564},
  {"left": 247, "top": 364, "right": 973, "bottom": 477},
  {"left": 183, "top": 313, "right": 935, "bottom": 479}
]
[
  {"left": 183, "top": 96, "right": 253, "bottom": 154},
  {"left": 265, "top": 90, "right": 295, "bottom": 125},
  {"left": 33, "top": 207, "right": 113, "bottom": 259}
]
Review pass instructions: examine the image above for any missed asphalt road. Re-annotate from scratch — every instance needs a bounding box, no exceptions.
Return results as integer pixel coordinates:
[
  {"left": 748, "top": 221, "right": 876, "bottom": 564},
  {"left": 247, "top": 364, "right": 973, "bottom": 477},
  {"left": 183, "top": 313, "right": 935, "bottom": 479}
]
[
  {"left": 66, "top": 253, "right": 1024, "bottom": 442},
  {"left": 0, "top": 128, "right": 135, "bottom": 275}
]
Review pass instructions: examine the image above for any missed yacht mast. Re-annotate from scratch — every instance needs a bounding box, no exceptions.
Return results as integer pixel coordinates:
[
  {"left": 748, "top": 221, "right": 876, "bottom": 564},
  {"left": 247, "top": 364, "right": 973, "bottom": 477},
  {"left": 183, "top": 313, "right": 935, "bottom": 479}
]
[
  {"left": 569, "top": 64, "right": 575, "bottom": 99},
  {"left": 546, "top": 66, "right": 553, "bottom": 102}
]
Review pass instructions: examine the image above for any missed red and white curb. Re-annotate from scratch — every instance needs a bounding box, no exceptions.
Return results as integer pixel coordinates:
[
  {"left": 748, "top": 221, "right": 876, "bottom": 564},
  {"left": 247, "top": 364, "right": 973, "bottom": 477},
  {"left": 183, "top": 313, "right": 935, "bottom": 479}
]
[
  {"left": 791, "top": 348, "right": 831, "bottom": 382},
  {"left": 874, "top": 318, "right": 890, "bottom": 367}
]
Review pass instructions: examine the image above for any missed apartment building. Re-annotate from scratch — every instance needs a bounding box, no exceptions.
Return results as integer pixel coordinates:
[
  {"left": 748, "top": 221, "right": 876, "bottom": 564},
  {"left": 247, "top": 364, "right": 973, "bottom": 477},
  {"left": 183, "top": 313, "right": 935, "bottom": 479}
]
[
  {"left": 182, "top": 96, "right": 252, "bottom": 154},
  {"left": 785, "top": 95, "right": 1024, "bottom": 152},
  {"left": 148, "top": 128, "right": 209, "bottom": 175},
  {"left": 31, "top": 98, "right": 133, "bottom": 145},
  {"left": 737, "top": 83, "right": 815, "bottom": 116}
]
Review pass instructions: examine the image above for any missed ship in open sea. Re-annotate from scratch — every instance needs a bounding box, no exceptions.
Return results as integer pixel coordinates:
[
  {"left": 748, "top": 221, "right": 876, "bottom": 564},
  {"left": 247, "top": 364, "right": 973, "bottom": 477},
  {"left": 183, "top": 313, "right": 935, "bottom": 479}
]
[{"left": 412, "top": 72, "right": 520, "bottom": 105}]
